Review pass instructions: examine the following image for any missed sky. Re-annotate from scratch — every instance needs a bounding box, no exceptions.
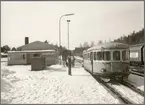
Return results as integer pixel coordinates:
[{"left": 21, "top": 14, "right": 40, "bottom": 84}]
[{"left": 1, "top": 1, "right": 144, "bottom": 50}]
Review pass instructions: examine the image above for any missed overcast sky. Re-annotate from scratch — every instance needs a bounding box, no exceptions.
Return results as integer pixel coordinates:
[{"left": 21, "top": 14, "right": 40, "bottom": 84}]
[{"left": 1, "top": 1, "right": 144, "bottom": 50}]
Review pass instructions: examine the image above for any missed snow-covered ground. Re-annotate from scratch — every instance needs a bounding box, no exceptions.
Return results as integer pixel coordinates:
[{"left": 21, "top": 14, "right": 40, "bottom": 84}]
[
  {"left": 1, "top": 61, "right": 121, "bottom": 104},
  {"left": 74, "top": 56, "right": 83, "bottom": 61},
  {"left": 108, "top": 82, "right": 144, "bottom": 104}
]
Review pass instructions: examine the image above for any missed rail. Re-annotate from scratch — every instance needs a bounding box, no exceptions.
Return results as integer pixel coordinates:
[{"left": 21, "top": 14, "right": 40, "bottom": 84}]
[
  {"left": 119, "top": 80, "right": 144, "bottom": 97},
  {"left": 91, "top": 75, "right": 134, "bottom": 104}
]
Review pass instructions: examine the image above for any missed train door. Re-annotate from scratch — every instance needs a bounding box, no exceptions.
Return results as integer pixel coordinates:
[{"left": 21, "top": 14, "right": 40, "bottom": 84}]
[
  {"left": 90, "top": 52, "right": 94, "bottom": 73},
  {"left": 86, "top": 52, "right": 91, "bottom": 72},
  {"left": 83, "top": 53, "right": 89, "bottom": 70}
]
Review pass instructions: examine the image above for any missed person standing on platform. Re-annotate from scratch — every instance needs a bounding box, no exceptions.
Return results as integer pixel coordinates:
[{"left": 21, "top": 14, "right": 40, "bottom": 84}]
[
  {"left": 71, "top": 55, "right": 75, "bottom": 67},
  {"left": 68, "top": 54, "right": 72, "bottom": 75}
]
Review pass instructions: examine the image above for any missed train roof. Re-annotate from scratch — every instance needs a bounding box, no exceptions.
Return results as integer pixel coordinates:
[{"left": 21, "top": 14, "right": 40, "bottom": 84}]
[
  {"left": 86, "top": 42, "right": 129, "bottom": 52},
  {"left": 129, "top": 43, "right": 145, "bottom": 47},
  {"left": 129, "top": 43, "right": 144, "bottom": 50}
]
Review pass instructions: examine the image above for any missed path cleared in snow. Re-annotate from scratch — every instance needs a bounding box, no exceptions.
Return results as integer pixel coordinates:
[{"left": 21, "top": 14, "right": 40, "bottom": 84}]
[{"left": 1, "top": 62, "right": 121, "bottom": 104}]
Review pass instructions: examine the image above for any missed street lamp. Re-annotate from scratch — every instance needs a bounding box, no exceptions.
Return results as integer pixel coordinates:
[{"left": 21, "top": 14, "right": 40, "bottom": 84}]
[
  {"left": 59, "top": 13, "right": 74, "bottom": 64},
  {"left": 67, "top": 20, "right": 70, "bottom": 50}
]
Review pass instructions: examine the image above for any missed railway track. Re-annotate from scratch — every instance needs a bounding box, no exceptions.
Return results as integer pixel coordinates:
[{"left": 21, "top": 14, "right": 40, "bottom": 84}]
[
  {"left": 86, "top": 69, "right": 144, "bottom": 104},
  {"left": 130, "top": 70, "right": 144, "bottom": 77},
  {"left": 91, "top": 74, "right": 134, "bottom": 104},
  {"left": 130, "top": 66, "right": 144, "bottom": 77},
  {"left": 119, "top": 80, "right": 144, "bottom": 97},
  {"left": 76, "top": 59, "right": 144, "bottom": 104}
]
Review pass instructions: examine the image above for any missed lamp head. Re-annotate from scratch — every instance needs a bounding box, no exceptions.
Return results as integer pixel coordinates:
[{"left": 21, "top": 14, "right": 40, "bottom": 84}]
[
  {"left": 65, "top": 13, "right": 74, "bottom": 16},
  {"left": 67, "top": 20, "right": 70, "bottom": 22}
]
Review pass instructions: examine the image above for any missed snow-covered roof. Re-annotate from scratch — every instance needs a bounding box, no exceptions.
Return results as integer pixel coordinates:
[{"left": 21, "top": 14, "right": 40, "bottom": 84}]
[
  {"left": 8, "top": 50, "right": 55, "bottom": 54},
  {"left": 17, "top": 41, "right": 56, "bottom": 51}
]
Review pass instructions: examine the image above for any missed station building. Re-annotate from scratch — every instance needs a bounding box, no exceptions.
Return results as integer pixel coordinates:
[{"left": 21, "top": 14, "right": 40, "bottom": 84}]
[{"left": 8, "top": 37, "right": 58, "bottom": 66}]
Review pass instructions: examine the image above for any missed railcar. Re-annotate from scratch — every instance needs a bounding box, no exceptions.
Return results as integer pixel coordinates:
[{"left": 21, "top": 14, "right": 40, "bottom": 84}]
[
  {"left": 83, "top": 42, "right": 130, "bottom": 81},
  {"left": 129, "top": 43, "right": 144, "bottom": 66}
]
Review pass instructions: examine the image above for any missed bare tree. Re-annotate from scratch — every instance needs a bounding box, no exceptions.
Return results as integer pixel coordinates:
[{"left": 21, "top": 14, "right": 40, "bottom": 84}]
[
  {"left": 12, "top": 47, "right": 17, "bottom": 51},
  {"left": 79, "top": 43, "right": 83, "bottom": 48},
  {"left": 97, "top": 40, "right": 103, "bottom": 45},
  {"left": 90, "top": 41, "right": 95, "bottom": 47},
  {"left": 83, "top": 42, "right": 89, "bottom": 48},
  {"left": 3, "top": 45, "right": 11, "bottom": 53},
  {"left": 44, "top": 40, "right": 49, "bottom": 44}
]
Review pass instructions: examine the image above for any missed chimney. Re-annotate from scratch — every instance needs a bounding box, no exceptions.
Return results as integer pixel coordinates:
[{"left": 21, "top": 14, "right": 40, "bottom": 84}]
[{"left": 25, "top": 37, "right": 29, "bottom": 45}]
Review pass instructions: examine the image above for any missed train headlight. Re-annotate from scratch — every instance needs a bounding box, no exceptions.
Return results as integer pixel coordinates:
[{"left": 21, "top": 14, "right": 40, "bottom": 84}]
[{"left": 101, "top": 68, "right": 107, "bottom": 72}]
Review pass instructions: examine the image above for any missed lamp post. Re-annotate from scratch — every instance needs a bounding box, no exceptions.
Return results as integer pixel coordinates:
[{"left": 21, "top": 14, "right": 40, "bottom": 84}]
[
  {"left": 67, "top": 20, "right": 70, "bottom": 50},
  {"left": 59, "top": 13, "right": 74, "bottom": 65}
]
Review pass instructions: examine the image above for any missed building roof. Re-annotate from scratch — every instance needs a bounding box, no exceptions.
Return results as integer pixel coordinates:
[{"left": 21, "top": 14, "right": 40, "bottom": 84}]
[
  {"left": 129, "top": 43, "right": 145, "bottom": 47},
  {"left": 8, "top": 50, "right": 55, "bottom": 54},
  {"left": 17, "top": 41, "right": 56, "bottom": 51}
]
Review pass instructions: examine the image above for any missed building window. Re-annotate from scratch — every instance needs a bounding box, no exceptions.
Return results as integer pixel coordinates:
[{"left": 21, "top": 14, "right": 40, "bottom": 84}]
[
  {"left": 23, "top": 54, "right": 25, "bottom": 60},
  {"left": 33, "top": 53, "right": 40, "bottom": 57},
  {"left": 113, "top": 51, "right": 120, "bottom": 60}
]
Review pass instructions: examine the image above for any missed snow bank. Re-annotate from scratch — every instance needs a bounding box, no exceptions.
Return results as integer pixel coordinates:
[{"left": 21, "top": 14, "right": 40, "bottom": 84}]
[
  {"left": 1, "top": 68, "right": 15, "bottom": 77},
  {"left": 1, "top": 78, "right": 12, "bottom": 92},
  {"left": 1, "top": 58, "right": 8, "bottom": 62},
  {"left": 1, "top": 62, "right": 121, "bottom": 104}
]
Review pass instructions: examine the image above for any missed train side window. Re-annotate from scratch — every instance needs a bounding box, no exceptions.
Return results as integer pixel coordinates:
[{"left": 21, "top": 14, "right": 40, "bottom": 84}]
[
  {"left": 104, "top": 51, "right": 110, "bottom": 61},
  {"left": 113, "top": 51, "right": 120, "bottom": 60},
  {"left": 97, "top": 52, "right": 103, "bottom": 60},
  {"left": 94, "top": 52, "right": 97, "bottom": 60}
]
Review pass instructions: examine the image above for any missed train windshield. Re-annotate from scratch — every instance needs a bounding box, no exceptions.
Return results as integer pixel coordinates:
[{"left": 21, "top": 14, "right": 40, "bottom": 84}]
[
  {"left": 103, "top": 51, "right": 111, "bottom": 61},
  {"left": 97, "top": 52, "right": 103, "bottom": 60},
  {"left": 95, "top": 51, "right": 111, "bottom": 61},
  {"left": 122, "top": 50, "right": 129, "bottom": 61},
  {"left": 113, "top": 51, "right": 120, "bottom": 60}
]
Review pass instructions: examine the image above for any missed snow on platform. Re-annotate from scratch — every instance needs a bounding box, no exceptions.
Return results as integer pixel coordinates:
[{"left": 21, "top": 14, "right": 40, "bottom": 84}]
[{"left": 1, "top": 62, "right": 121, "bottom": 104}]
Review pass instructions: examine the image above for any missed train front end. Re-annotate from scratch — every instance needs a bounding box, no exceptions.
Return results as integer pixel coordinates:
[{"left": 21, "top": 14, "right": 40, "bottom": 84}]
[
  {"left": 110, "top": 50, "right": 130, "bottom": 80},
  {"left": 83, "top": 42, "right": 130, "bottom": 80}
]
